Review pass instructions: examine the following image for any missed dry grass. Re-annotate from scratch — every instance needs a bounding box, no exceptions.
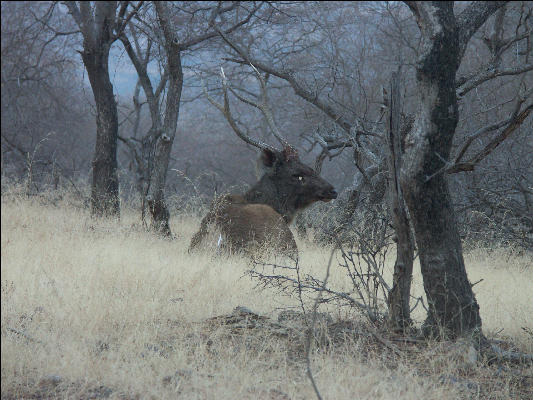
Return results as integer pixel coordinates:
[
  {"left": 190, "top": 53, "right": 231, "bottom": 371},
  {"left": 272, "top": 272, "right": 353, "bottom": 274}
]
[{"left": 1, "top": 190, "right": 532, "bottom": 399}]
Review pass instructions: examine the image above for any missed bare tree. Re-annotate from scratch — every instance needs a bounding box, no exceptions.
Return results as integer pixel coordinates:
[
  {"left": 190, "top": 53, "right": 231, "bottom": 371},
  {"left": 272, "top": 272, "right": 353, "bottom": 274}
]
[
  {"left": 399, "top": 1, "right": 510, "bottom": 339},
  {"left": 1, "top": 2, "right": 93, "bottom": 193},
  {"left": 65, "top": 1, "right": 143, "bottom": 217},
  {"left": 117, "top": 1, "right": 263, "bottom": 235}
]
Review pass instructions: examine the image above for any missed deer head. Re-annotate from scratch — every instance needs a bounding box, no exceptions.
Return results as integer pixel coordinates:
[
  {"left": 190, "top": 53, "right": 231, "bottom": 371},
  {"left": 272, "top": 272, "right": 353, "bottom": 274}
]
[{"left": 249, "top": 146, "right": 337, "bottom": 223}]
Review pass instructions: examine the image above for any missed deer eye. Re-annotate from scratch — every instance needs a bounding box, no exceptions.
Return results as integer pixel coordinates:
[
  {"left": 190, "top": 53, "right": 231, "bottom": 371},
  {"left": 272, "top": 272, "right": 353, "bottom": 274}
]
[{"left": 298, "top": 176, "right": 304, "bottom": 182}]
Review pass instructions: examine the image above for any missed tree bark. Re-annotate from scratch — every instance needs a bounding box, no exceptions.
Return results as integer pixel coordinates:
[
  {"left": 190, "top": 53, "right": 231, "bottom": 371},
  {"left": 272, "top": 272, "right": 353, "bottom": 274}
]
[
  {"left": 146, "top": 58, "right": 182, "bottom": 236},
  {"left": 66, "top": 1, "right": 121, "bottom": 218},
  {"left": 80, "top": 16, "right": 119, "bottom": 217},
  {"left": 148, "top": 3, "right": 185, "bottom": 236},
  {"left": 400, "top": 2, "right": 491, "bottom": 339},
  {"left": 386, "top": 72, "right": 415, "bottom": 332}
]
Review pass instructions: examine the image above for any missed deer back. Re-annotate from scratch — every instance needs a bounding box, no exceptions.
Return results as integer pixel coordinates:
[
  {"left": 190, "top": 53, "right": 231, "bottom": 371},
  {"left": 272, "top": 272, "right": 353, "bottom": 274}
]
[{"left": 189, "top": 193, "right": 297, "bottom": 259}]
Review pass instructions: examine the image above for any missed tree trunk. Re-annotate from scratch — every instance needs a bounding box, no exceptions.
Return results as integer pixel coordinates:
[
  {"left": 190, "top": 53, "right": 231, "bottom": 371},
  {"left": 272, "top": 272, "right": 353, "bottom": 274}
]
[
  {"left": 146, "top": 19, "right": 183, "bottom": 236},
  {"left": 81, "top": 47, "right": 120, "bottom": 218},
  {"left": 400, "top": 3, "right": 482, "bottom": 339},
  {"left": 386, "top": 72, "right": 415, "bottom": 332}
]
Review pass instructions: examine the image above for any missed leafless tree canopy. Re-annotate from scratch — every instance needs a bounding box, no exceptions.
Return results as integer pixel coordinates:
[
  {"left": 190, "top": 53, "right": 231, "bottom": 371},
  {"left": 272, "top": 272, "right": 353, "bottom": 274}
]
[{"left": 1, "top": 2, "right": 94, "bottom": 193}]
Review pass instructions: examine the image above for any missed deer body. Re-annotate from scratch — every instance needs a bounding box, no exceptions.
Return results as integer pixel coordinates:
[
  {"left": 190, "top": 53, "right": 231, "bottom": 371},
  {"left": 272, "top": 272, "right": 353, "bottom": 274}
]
[
  {"left": 189, "top": 194, "right": 298, "bottom": 258},
  {"left": 189, "top": 149, "right": 337, "bottom": 259}
]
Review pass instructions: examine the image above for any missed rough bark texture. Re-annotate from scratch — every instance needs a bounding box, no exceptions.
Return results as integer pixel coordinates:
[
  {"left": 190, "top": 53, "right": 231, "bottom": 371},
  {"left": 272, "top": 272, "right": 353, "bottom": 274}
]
[
  {"left": 78, "top": 4, "right": 120, "bottom": 218},
  {"left": 64, "top": 1, "right": 123, "bottom": 217},
  {"left": 148, "top": 3, "right": 185, "bottom": 237},
  {"left": 386, "top": 72, "right": 415, "bottom": 332},
  {"left": 400, "top": 2, "right": 506, "bottom": 339},
  {"left": 146, "top": 49, "right": 182, "bottom": 236}
]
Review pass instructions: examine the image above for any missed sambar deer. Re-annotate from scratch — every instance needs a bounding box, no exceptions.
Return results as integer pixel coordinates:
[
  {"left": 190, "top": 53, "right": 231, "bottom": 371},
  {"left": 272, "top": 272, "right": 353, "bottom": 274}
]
[{"left": 188, "top": 66, "right": 337, "bottom": 259}]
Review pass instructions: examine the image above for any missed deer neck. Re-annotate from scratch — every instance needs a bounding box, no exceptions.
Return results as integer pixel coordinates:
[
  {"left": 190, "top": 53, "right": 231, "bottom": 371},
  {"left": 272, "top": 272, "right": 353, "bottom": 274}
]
[{"left": 244, "top": 180, "right": 296, "bottom": 224}]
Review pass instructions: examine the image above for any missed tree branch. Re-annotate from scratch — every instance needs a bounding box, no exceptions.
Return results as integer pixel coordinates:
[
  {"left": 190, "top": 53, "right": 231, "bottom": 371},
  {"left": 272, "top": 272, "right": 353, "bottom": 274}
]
[
  {"left": 456, "top": 1, "right": 508, "bottom": 58},
  {"left": 113, "top": 1, "right": 144, "bottom": 41},
  {"left": 452, "top": 116, "right": 513, "bottom": 166},
  {"left": 202, "top": 69, "right": 278, "bottom": 153},
  {"left": 457, "top": 64, "right": 533, "bottom": 97},
  {"left": 64, "top": 1, "right": 83, "bottom": 28},
  {"left": 448, "top": 102, "right": 532, "bottom": 173},
  {"left": 178, "top": 2, "right": 264, "bottom": 51},
  {"left": 119, "top": 32, "right": 159, "bottom": 121},
  {"left": 217, "top": 32, "right": 353, "bottom": 134}
]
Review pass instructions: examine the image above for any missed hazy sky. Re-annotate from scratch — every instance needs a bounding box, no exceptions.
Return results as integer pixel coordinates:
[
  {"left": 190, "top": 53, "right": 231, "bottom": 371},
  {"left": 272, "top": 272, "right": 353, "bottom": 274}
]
[{"left": 107, "top": 43, "right": 142, "bottom": 98}]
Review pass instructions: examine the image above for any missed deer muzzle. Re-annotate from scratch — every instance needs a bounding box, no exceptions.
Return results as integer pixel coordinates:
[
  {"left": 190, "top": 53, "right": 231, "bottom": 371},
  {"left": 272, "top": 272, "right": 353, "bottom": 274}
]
[{"left": 319, "top": 188, "right": 337, "bottom": 202}]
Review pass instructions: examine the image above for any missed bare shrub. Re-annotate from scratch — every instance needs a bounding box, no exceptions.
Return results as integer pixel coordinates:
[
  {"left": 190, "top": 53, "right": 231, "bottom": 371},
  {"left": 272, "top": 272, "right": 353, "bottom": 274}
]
[{"left": 249, "top": 201, "right": 395, "bottom": 324}]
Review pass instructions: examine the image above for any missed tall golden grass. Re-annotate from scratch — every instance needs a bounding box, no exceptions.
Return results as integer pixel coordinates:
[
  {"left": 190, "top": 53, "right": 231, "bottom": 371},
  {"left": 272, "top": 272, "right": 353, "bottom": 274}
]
[{"left": 1, "top": 189, "right": 532, "bottom": 399}]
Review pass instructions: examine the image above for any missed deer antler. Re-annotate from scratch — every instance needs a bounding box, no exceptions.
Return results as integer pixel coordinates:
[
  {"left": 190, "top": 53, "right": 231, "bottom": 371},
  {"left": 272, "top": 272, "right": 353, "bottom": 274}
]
[
  {"left": 227, "top": 64, "right": 292, "bottom": 150},
  {"left": 204, "top": 65, "right": 297, "bottom": 156},
  {"left": 203, "top": 68, "right": 277, "bottom": 153}
]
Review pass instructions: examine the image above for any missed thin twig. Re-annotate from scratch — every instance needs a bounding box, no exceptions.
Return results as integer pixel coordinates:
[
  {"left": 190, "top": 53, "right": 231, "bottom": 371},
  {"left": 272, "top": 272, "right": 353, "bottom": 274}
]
[
  {"left": 7, "top": 327, "right": 43, "bottom": 345},
  {"left": 305, "top": 247, "right": 337, "bottom": 400}
]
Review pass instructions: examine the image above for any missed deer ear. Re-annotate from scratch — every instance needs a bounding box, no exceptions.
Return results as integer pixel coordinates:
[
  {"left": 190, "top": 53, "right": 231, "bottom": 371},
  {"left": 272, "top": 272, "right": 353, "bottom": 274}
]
[
  {"left": 260, "top": 149, "right": 277, "bottom": 168},
  {"left": 256, "top": 149, "right": 277, "bottom": 179}
]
